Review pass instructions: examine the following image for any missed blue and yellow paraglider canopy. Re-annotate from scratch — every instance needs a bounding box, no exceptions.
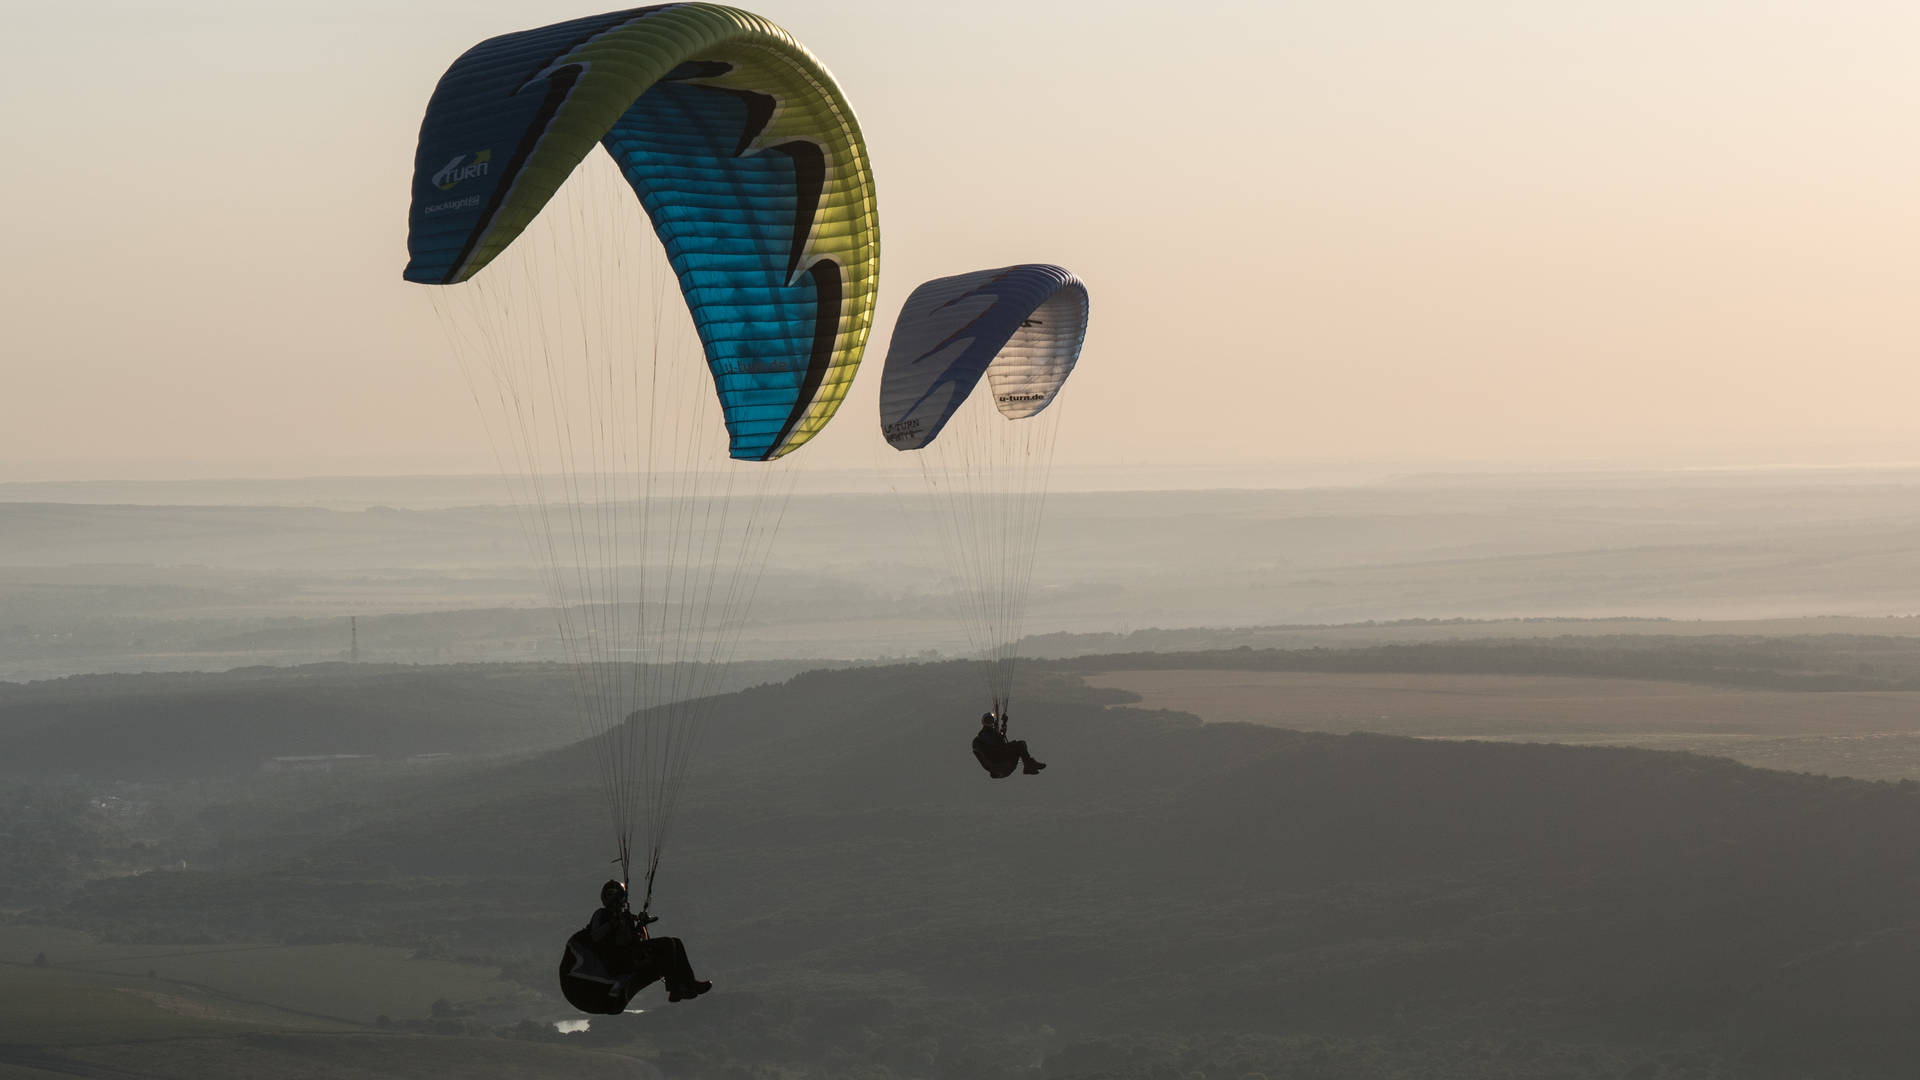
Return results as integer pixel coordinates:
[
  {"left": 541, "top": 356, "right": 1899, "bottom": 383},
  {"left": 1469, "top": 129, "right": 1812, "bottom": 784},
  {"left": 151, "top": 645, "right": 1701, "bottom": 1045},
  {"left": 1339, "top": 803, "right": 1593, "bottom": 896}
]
[{"left": 404, "top": 3, "right": 880, "bottom": 462}]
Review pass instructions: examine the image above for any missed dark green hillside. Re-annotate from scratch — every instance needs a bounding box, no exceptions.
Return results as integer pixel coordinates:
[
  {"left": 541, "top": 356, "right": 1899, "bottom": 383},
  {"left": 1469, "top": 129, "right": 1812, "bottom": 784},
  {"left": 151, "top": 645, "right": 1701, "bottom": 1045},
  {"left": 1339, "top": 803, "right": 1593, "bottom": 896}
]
[{"left": 31, "top": 661, "right": 1920, "bottom": 1077}]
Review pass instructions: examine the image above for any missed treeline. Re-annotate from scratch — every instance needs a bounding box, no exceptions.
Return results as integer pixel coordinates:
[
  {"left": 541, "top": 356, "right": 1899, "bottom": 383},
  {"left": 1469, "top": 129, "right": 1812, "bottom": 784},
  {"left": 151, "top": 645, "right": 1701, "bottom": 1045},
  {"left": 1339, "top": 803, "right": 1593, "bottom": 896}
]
[{"left": 1053, "top": 635, "right": 1920, "bottom": 690}]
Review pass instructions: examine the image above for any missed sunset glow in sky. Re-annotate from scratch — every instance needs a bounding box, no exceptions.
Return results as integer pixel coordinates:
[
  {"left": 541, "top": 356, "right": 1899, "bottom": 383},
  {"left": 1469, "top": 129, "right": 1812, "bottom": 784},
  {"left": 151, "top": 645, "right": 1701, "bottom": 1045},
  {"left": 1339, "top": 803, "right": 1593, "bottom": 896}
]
[{"left": 4, "top": 1, "right": 1917, "bottom": 481}]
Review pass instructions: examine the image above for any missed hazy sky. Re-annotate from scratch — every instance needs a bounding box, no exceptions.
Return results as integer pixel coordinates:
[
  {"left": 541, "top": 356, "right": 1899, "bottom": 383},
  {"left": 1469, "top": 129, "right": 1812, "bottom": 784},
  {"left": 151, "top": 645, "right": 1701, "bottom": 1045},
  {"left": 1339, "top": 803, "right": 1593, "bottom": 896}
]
[{"left": 3, "top": 1, "right": 1917, "bottom": 482}]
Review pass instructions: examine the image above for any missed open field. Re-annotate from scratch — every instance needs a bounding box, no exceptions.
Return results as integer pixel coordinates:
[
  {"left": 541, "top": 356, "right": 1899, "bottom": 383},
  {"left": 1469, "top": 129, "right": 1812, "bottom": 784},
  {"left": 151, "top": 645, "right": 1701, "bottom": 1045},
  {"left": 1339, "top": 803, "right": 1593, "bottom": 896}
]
[{"left": 1083, "top": 669, "right": 1920, "bottom": 780}]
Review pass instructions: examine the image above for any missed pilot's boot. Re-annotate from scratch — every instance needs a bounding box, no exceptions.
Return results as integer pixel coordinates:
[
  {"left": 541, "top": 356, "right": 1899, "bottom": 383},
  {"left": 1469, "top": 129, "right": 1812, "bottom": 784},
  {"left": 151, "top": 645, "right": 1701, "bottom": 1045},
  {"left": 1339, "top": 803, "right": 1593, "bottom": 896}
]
[{"left": 668, "top": 979, "right": 713, "bottom": 1002}]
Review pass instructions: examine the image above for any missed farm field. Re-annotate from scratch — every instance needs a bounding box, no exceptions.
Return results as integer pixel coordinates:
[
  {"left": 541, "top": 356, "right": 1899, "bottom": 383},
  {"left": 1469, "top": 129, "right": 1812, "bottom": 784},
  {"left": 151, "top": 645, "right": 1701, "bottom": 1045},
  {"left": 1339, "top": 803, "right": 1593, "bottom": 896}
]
[
  {"left": 0, "top": 926, "right": 653, "bottom": 1080},
  {"left": 8, "top": 1036, "right": 665, "bottom": 1080},
  {"left": 1083, "top": 669, "right": 1920, "bottom": 780},
  {"left": 0, "top": 926, "right": 532, "bottom": 1031},
  {"left": 0, "top": 960, "right": 269, "bottom": 1046}
]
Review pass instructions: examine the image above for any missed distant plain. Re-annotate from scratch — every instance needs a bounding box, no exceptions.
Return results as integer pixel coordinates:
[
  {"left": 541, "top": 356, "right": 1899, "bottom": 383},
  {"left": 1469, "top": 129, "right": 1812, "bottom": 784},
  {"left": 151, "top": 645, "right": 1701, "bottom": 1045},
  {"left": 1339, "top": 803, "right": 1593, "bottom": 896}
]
[{"left": 1086, "top": 670, "right": 1920, "bottom": 780}]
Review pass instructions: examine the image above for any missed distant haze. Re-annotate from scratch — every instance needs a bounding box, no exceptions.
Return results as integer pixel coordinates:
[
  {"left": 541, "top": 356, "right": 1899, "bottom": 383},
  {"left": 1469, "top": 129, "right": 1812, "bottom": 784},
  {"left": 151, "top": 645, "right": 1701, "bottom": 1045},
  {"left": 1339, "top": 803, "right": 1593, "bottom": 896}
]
[
  {"left": 4, "top": 1, "right": 1918, "bottom": 481},
  {"left": 14, "top": 472, "right": 1920, "bottom": 680}
]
